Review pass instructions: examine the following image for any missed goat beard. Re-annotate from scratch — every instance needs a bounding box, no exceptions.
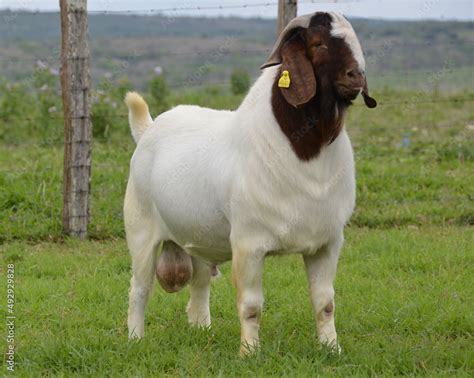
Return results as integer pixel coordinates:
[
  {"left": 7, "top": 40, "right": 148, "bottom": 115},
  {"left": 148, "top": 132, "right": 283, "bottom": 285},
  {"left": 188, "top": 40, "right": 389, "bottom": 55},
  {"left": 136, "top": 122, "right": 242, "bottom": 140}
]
[{"left": 306, "top": 75, "right": 348, "bottom": 144}]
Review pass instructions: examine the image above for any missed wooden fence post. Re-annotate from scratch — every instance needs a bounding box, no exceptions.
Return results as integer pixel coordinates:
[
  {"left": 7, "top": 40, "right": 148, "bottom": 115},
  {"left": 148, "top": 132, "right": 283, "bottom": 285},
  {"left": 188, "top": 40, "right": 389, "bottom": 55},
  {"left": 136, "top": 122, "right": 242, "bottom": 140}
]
[
  {"left": 60, "top": 0, "right": 91, "bottom": 239},
  {"left": 278, "top": 0, "right": 298, "bottom": 35}
]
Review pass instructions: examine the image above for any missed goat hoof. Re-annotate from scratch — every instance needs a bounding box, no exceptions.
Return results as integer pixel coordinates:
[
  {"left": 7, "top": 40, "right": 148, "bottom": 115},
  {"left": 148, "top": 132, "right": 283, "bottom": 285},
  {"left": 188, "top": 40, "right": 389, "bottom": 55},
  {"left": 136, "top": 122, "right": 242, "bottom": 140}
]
[{"left": 239, "top": 342, "right": 259, "bottom": 357}]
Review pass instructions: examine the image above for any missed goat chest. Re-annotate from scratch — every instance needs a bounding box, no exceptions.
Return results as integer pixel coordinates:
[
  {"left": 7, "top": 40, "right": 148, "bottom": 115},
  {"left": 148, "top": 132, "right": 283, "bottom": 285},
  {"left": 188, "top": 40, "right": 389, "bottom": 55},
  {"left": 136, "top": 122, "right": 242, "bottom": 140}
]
[{"left": 228, "top": 129, "right": 356, "bottom": 256}]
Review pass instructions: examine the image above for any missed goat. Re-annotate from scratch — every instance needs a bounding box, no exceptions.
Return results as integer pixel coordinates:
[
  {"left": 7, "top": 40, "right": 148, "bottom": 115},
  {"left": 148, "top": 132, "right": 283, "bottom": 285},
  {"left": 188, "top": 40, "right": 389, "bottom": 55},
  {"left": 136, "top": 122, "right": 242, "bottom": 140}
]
[{"left": 124, "top": 11, "right": 377, "bottom": 355}]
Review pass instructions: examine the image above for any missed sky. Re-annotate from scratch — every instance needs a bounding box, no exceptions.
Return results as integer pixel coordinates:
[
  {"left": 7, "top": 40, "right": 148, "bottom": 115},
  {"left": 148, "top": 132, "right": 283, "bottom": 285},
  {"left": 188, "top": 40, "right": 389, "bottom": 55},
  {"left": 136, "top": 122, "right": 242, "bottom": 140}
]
[{"left": 0, "top": 0, "right": 473, "bottom": 21}]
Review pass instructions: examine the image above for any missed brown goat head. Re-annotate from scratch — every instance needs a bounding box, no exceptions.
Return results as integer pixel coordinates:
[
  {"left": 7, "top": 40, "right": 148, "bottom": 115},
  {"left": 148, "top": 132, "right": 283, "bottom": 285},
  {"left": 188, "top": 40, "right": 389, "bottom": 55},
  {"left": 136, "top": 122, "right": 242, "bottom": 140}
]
[
  {"left": 264, "top": 12, "right": 377, "bottom": 161},
  {"left": 263, "top": 12, "right": 377, "bottom": 109}
]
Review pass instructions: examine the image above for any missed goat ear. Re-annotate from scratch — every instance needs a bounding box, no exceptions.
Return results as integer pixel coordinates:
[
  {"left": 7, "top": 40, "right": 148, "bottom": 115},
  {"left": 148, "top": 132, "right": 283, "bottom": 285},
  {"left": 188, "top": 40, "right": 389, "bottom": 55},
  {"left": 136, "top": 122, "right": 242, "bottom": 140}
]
[
  {"left": 279, "top": 36, "right": 316, "bottom": 108},
  {"left": 261, "top": 17, "right": 313, "bottom": 69},
  {"left": 362, "top": 78, "right": 377, "bottom": 108}
]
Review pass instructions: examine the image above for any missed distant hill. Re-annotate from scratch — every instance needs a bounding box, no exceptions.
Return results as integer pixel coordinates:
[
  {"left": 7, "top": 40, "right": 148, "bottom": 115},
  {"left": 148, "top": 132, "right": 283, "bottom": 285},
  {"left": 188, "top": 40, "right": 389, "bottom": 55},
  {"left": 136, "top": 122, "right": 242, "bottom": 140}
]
[{"left": 0, "top": 11, "right": 473, "bottom": 91}]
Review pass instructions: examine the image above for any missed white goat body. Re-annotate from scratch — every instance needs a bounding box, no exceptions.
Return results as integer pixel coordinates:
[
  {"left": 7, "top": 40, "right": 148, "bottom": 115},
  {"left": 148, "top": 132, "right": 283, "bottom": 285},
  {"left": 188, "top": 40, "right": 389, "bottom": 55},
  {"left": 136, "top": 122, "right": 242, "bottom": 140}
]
[
  {"left": 127, "top": 66, "right": 355, "bottom": 263},
  {"left": 124, "top": 11, "right": 375, "bottom": 355}
]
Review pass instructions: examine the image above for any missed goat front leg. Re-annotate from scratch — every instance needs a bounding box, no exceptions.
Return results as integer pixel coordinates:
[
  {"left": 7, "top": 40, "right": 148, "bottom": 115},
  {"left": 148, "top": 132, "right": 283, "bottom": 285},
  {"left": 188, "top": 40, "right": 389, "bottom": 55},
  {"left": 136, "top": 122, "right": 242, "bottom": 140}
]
[
  {"left": 303, "top": 233, "right": 343, "bottom": 352},
  {"left": 232, "top": 246, "right": 264, "bottom": 356}
]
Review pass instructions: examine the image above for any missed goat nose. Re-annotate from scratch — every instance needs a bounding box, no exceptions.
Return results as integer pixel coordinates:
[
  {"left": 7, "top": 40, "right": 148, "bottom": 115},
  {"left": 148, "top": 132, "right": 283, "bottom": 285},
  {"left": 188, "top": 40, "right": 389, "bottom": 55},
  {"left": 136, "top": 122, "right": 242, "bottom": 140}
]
[{"left": 346, "top": 68, "right": 363, "bottom": 80}]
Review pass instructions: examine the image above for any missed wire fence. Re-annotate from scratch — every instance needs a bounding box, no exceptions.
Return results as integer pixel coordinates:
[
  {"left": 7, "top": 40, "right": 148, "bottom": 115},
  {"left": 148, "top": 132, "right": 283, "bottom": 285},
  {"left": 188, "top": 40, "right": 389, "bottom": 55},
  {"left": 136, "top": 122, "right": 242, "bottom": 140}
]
[
  {"left": 0, "top": 0, "right": 361, "bottom": 14},
  {"left": 1, "top": 3, "right": 472, "bottom": 147}
]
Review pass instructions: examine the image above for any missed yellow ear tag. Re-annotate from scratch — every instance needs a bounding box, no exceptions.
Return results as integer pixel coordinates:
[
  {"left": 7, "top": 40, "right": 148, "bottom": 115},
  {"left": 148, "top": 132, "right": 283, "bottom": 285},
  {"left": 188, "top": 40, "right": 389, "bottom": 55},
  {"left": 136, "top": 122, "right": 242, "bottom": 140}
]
[{"left": 278, "top": 70, "right": 291, "bottom": 88}]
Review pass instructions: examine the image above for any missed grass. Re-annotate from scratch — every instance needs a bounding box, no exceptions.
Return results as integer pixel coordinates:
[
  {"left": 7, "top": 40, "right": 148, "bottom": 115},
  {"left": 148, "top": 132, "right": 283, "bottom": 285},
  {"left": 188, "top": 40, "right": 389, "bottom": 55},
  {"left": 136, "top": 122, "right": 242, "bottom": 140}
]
[
  {"left": 0, "top": 89, "right": 473, "bottom": 375},
  {"left": 1, "top": 91, "right": 473, "bottom": 242},
  {"left": 1, "top": 227, "right": 472, "bottom": 376}
]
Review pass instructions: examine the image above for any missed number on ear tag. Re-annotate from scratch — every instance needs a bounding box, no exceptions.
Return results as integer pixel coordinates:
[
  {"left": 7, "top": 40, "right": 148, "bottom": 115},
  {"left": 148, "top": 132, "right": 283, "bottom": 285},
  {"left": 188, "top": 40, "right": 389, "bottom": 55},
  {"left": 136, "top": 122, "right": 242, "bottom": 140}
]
[{"left": 278, "top": 70, "right": 291, "bottom": 88}]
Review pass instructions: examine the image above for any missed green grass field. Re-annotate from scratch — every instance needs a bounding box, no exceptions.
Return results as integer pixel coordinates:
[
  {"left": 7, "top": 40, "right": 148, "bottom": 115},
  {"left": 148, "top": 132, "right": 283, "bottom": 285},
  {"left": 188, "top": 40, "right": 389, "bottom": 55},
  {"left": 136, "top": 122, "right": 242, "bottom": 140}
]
[
  {"left": 1, "top": 89, "right": 473, "bottom": 376},
  {"left": 1, "top": 228, "right": 473, "bottom": 376}
]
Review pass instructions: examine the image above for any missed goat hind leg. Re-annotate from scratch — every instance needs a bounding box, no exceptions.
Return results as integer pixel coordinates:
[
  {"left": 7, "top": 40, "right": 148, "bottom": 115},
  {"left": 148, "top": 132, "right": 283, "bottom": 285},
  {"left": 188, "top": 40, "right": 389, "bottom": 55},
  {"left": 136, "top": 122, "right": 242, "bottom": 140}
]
[
  {"left": 125, "top": 180, "right": 160, "bottom": 339},
  {"left": 127, "top": 238, "right": 158, "bottom": 339},
  {"left": 187, "top": 257, "right": 211, "bottom": 327}
]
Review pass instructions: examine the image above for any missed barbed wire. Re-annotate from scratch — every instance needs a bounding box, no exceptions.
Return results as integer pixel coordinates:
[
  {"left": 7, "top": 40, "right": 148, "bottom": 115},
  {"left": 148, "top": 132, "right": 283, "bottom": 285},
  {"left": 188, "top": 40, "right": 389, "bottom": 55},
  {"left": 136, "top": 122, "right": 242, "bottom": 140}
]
[
  {"left": 0, "top": 0, "right": 362, "bottom": 14},
  {"left": 89, "top": 2, "right": 280, "bottom": 14},
  {"left": 0, "top": 2, "right": 275, "bottom": 15}
]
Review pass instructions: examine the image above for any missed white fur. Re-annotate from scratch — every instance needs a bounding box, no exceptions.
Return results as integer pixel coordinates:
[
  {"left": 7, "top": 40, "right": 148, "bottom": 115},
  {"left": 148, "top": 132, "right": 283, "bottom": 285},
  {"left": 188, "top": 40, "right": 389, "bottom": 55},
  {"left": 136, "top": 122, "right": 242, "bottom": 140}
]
[
  {"left": 330, "top": 12, "right": 366, "bottom": 71},
  {"left": 129, "top": 67, "right": 354, "bottom": 258},
  {"left": 125, "top": 65, "right": 357, "bottom": 353},
  {"left": 124, "top": 92, "right": 153, "bottom": 143}
]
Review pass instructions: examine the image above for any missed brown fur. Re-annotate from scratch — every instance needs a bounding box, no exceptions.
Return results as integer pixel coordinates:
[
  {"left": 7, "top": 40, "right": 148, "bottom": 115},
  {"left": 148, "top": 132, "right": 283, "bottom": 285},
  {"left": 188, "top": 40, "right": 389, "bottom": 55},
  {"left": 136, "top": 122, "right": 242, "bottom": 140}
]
[
  {"left": 272, "top": 77, "right": 347, "bottom": 161},
  {"left": 271, "top": 12, "right": 376, "bottom": 161}
]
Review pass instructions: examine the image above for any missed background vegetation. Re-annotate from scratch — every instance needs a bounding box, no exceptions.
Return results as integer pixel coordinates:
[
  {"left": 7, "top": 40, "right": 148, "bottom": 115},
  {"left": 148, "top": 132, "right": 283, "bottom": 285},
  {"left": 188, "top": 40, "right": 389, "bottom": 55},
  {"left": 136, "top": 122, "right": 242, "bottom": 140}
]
[
  {"left": 0, "top": 11, "right": 473, "bottom": 376},
  {"left": 0, "top": 12, "right": 473, "bottom": 91}
]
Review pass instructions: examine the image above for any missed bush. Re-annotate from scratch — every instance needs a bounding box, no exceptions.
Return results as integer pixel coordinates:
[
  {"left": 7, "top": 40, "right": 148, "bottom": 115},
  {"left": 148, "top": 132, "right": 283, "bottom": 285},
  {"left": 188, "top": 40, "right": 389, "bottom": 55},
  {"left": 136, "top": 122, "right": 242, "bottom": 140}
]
[
  {"left": 149, "top": 75, "right": 169, "bottom": 114},
  {"left": 0, "top": 68, "right": 62, "bottom": 144},
  {"left": 91, "top": 78, "right": 131, "bottom": 140},
  {"left": 230, "top": 68, "right": 250, "bottom": 95}
]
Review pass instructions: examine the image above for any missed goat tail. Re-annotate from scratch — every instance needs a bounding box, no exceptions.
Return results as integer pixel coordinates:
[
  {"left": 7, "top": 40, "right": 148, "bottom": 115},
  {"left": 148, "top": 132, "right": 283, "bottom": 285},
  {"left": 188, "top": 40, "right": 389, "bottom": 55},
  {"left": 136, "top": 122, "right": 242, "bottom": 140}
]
[{"left": 124, "top": 91, "right": 153, "bottom": 143}]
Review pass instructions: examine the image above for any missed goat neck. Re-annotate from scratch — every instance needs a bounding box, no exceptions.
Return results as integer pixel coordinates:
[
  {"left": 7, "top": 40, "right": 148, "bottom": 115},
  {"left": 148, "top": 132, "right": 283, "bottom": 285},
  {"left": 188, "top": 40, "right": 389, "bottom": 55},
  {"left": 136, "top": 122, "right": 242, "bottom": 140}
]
[{"left": 271, "top": 70, "right": 349, "bottom": 162}]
